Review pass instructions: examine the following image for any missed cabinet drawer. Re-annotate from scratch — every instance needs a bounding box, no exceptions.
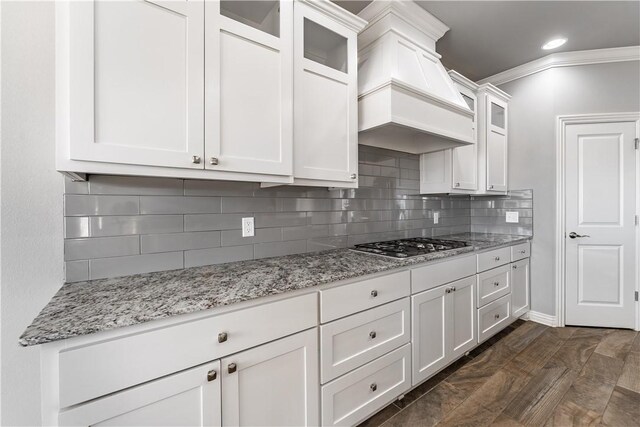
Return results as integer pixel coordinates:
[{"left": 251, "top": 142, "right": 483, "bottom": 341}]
[
  {"left": 320, "top": 298, "right": 410, "bottom": 383},
  {"left": 477, "top": 264, "right": 511, "bottom": 307},
  {"left": 477, "top": 294, "right": 511, "bottom": 343},
  {"left": 58, "top": 293, "right": 317, "bottom": 408},
  {"left": 411, "top": 255, "right": 476, "bottom": 294},
  {"left": 511, "top": 242, "right": 530, "bottom": 261},
  {"left": 321, "top": 344, "right": 411, "bottom": 427},
  {"left": 477, "top": 247, "right": 511, "bottom": 272},
  {"left": 320, "top": 271, "right": 410, "bottom": 323}
]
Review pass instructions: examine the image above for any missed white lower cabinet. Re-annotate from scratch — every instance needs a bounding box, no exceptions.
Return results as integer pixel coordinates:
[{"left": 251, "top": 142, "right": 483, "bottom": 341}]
[
  {"left": 510, "top": 258, "right": 530, "bottom": 318},
  {"left": 321, "top": 344, "right": 411, "bottom": 427},
  {"left": 477, "top": 294, "right": 511, "bottom": 343},
  {"left": 58, "top": 361, "right": 222, "bottom": 427},
  {"left": 222, "top": 328, "right": 319, "bottom": 426},
  {"left": 412, "top": 275, "right": 476, "bottom": 385}
]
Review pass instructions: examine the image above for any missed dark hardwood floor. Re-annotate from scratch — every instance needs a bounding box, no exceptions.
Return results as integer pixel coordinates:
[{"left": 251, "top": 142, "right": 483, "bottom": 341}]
[{"left": 358, "top": 320, "right": 640, "bottom": 427}]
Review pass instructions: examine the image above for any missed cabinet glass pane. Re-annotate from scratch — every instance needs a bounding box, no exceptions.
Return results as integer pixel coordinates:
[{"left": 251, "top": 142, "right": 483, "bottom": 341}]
[
  {"left": 304, "top": 19, "right": 348, "bottom": 73},
  {"left": 491, "top": 102, "right": 505, "bottom": 128},
  {"left": 220, "top": 1, "right": 279, "bottom": 37},
  {"left": 461, "top": 94, "right": 474, "bottom": 112}
]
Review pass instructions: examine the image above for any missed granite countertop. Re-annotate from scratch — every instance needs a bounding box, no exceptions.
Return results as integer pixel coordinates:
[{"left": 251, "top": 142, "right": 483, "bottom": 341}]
[{"left": 19, "top": 233, "right": 529, "bottom": 346}]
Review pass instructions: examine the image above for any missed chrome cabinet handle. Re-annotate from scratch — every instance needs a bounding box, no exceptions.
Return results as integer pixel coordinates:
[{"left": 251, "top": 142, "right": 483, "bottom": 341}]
[
  {"left": 351, "top": 173, "right": 357, "bottom": 179},
  {"left": 568, "top": 232, "right": 590, "bottom": 239},
  {"left": 210, "top": 157, "right": 219, "bottom": 165},
  {"left": 227, "top": 363, "right": 237, "bottom": 374},
  {"left": 218, "top": 332, "right": 228, "bottom": 343},
  {"left": 192, "top": 155, "right": 201, "bottom": 164},
  {"left": 369, "top": 331, "right": 377, "bottom": 339},
  {"left": 371, "top": 290, "right": 378, "bottom": 298},
  {"left": 370, "top": 383, "right": 377, "bottom": 392},
  {"left": 207, "top": 370, "right": 217, "bottom": 382}
]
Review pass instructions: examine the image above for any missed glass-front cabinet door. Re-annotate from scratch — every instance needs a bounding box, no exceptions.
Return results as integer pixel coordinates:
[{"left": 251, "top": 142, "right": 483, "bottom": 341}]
[
  {"left": 485, "top": 94, "right": 508, "bottom": 192},
  {"left": 452, "top": 84, "right": 478, "bottom": 191}
]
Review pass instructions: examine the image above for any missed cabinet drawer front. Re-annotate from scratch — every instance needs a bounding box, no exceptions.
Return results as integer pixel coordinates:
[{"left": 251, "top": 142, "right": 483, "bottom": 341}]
[
  {"left": 321, "top": 299, "right": 410, "bottom": 383},
  {"left": 477, "top": 264, "right": 511, "bottom": 307},
  {"left": 411, "top": 255, "right": 476, "bottom": 294},
  {"left": 320, "top": 271, "right": 410, "bottom": 323},
  {"left": 477, "top": 294, "right": 511, "bottom": 343},
  {"left": 511, "top": 242, "right": 530, "bottom": 261},
  {"left": 477, "top": 247, "right": 511, "bottom": 272},
  {"left": 321, "top": 344, "right": 411, "bottom": 427},
  {"left": 59, "top": 293, "right": 317, "bottom": 408}
]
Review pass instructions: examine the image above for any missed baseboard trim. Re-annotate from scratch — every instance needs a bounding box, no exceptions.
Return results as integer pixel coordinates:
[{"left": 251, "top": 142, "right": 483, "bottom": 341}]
[{"left": 522, "top": 310, "right": 559, "bottom": 327}]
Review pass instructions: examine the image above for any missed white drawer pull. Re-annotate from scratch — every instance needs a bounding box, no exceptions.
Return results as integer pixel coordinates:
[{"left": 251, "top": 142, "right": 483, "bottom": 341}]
[
  {"left": 369, "top": 331, "right": 377, "bottom": 339},
  {"left": 370, "top": 383, "right": 377, "bottom": 392}
]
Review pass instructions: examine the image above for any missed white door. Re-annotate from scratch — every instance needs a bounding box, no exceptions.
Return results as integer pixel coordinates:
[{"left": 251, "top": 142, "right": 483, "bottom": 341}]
[
  {"left": 293, "top": 3, "right": 358, "bottom": 183},
  {"left": 221, "top": 328, "right": 319, "bottom": 426},
  {"left": 411, "top": 285, "right": 448, "bottom": 385},
  {"left": 58, "top": 361, "right": 221, "bottom": 426},
  {"left": 68, "top": 0, "right": 204, "bottom": 169},
  {"left": 565, "top": 121, "right": 638, "bottom": 328},
  {"left": 205, "top": 0, "right": 293, "bottom": 176},
  {"left": 485, "top": 94, "right": 508, "bottom": 192},
  {"left": 452, "top": 89, "right": 478, "bottom": 191},
  {"left": 449, "top": 276, "right": 477, "bottom": 359},
  {"left": 511, "top": 259, "right": 530, "bottom": 318}
]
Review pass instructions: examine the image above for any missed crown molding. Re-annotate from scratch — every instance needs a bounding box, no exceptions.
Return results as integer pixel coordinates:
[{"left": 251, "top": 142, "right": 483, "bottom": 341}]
[
  {"left": 298, "top": 0, "right": 367, "bottom": 33},
  {"left": 477, "top": 46, "right": 640, "bottom": 86}
]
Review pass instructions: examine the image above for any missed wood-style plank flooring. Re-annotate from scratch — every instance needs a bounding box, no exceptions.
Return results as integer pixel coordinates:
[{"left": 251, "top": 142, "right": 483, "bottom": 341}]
[{"left": 358, "top": 320, "right": 640, "bottom": 427}]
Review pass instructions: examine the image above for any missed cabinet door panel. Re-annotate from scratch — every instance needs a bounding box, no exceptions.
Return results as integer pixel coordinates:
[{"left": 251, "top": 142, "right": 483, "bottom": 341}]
[
  {"left": 411, "top": 286, "right": 448, "bottom": 385},
  {"left": 68, "top": 0, "right": 204, "bottom": 169},
  {"left": 58, "top": 361, "right": 221, "bottom": 427},
  {"left": 293, "top": 4, "right": 358, "bottom": 182},
  {"left": 452, "top": 144, "right": 478, "bottom": 191},
  {"left": 221, "top": 329, "right": 319, "bottom": 427},
  {"left": 449, "top": 277, "right": 477, "bottom": 359},
  {"left": 206, "top": 1, "right": 292, "bottom": 176},
  {"left": 486, "top": 95, "right": 508, "bottom": 192},
  {"left": 511, "top": 259, "right": 530, "bottom": 318}
]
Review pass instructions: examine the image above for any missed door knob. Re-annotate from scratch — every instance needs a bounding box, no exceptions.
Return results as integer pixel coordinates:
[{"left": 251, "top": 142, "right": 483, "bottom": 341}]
[{"left": 568, "top": 232, "right": 590, "bottom": 239}]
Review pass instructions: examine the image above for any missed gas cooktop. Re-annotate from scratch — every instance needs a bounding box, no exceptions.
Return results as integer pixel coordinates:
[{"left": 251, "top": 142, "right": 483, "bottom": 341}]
[{"left": 352, "top": 237, "right": 470, "bottom": 258}]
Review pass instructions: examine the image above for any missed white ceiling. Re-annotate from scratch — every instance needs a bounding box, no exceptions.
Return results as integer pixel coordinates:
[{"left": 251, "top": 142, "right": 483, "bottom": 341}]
[{"left": 334, "top": 1, "right": 640, "bottom": 81}]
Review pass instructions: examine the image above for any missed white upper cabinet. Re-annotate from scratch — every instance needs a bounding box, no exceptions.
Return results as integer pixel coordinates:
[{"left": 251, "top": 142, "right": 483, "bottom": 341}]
[
  {"left": 419, "top": 75, "right": 510, "bottom": 195},
  {"left": 206, "top": 1, "right": 293, "bottom": 177},
  {"left": 59, "top": 0, "right": 205, "bottom": 170},
  {"left": 290, "top": 1, "right": 365, "bottom": 187}
]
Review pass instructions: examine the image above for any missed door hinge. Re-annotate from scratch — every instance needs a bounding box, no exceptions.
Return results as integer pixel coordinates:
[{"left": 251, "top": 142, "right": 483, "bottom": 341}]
[
  {"left": 636, "top": 291, "right": 639, "bottom": 302},
  {"left": 635, "top": 138, "right": 639, "bottom": 150}
]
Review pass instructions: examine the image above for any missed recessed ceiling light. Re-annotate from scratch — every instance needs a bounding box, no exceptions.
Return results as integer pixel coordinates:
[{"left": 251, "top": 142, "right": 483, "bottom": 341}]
[{"left": 542, "top": 38, "right": 567, "bottom": 50}]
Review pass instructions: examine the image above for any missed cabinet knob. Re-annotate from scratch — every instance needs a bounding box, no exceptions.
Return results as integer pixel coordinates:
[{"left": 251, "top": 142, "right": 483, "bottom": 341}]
[
  {"left": 494, "top": 256, "right": 500, "bottom": 261},
  {"left": 192, "top": 155, "right": 201, "bottom": 164},
  {"left": 218, "top": 332, "right": 228, "bottom": 343},
  {"left": 513, "top": 265, "right": 518, "bottom": 269},
  {"left": 495, "top": 314, "right": 500, "bottom": 319},
  {"left": 350, "top": 173, "right": 357, "bottom": 180},
  {"left": 207, "top": 369, "right": 217, "bottom": 382},
  {"left": 455, "top": 182, "right": 460, "bottom": 187},
  {"left": 210, "top": 157, "right": 219, "bottom": 165},
  {"left": 520, "top": 250, "right": 526, "bottom": 254},
  {"left": 489, "top": 185, "right": 495, "bottom": 189},
  {"left": 451, "top": 286, "right": 457, "bottom": 292},
  {"left": 445, "top": 288, "right": 452, "bottom": 294},
  {"left": 371, "top": 290, "right": 378, "bottom": 298},
  {"left": 494, "top": 281, "right": 500, "bottom": 287},
  {"left": 370, "top": 383, "right": 377, "bottom": 392},
  {"left": 369, "top": 331, "right": 377, "bottom": 339},
  {"left": 228, "top": 363, "right": 237, "bottom": 374}
]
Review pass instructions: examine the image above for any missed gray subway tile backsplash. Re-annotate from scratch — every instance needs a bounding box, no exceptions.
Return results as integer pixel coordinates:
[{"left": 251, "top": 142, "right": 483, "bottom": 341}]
[{"left": 62, "top": 146, "right": 533, "bottom": 282}]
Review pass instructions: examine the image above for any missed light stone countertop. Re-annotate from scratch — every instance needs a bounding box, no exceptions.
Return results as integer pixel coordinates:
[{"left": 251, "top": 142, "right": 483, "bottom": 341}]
[{"left": 19, "top": 233, "right": 530, "bottom": 346}]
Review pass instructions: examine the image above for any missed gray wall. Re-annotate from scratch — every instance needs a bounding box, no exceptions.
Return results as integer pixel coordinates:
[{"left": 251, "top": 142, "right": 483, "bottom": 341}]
[
  {"left": 499, "top": 60, "right": 640, "bottom": 316},
  {"left": 1, "top": 2, "right": 64, "bottom": 425}
]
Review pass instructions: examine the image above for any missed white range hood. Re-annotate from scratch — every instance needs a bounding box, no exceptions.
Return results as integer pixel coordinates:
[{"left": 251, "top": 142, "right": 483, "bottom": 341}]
[{"left": 357, "top": 0, "right": 475, "bottom": 154}]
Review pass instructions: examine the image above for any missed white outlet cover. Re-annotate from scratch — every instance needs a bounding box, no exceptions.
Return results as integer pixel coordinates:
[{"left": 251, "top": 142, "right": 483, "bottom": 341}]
[
  {"left": 505, "top": 211, "right": 519, "bottom": 223},
  {"left": 433, "top": 212, "right": 440, "bottom": 224},
  {"left": 242, "top": 217, "right": 255, "bottom": 237}
]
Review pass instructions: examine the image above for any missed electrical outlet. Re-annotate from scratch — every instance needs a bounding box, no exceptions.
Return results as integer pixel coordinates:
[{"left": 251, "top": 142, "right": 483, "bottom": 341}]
[
  {"left": 242, "top": 217, "right": 255, "bottom": 237},
  {"left": 506, "top": 211, "right": 519, "bottom": 223},
  {"left": 433, "top": 211, "right": 440, "bottom": 224}
]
